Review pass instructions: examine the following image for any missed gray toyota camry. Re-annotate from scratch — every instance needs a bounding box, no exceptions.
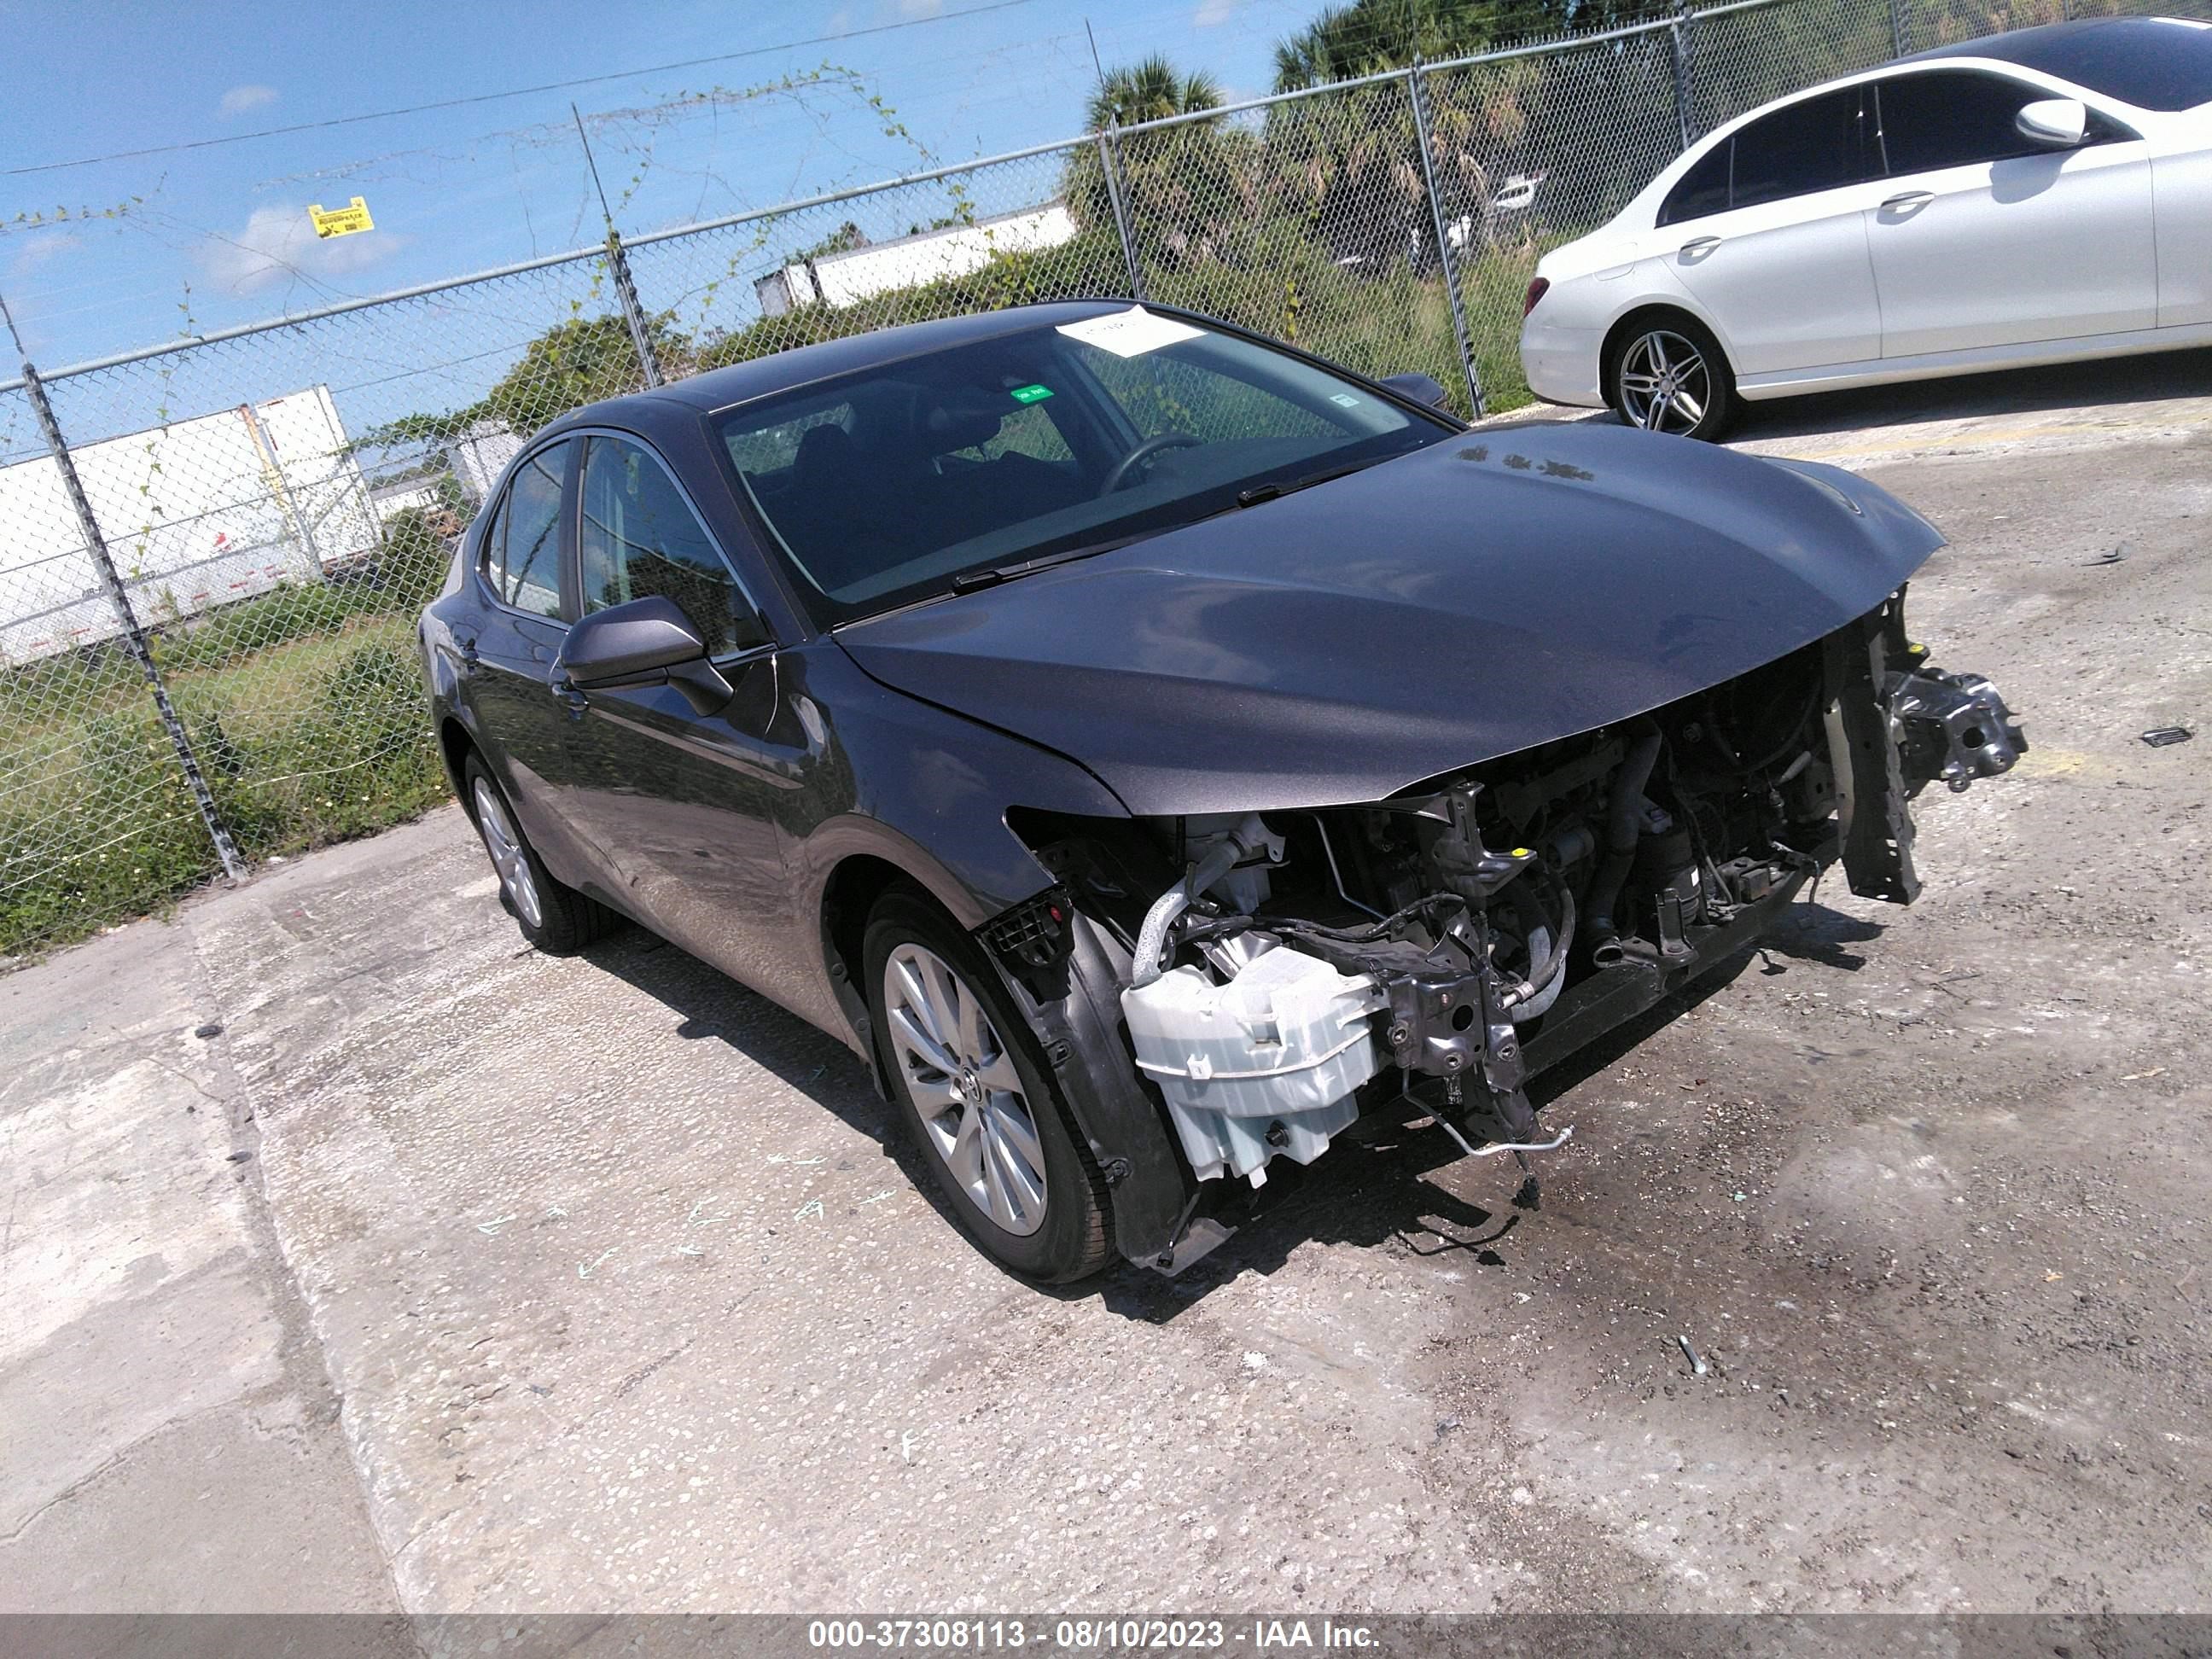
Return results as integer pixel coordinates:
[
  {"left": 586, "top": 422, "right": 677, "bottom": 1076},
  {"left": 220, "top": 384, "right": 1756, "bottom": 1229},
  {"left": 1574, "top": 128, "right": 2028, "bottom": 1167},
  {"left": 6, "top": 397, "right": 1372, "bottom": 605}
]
[{"left": 418, "top": 299, "right": 2023, "bottom": 1284}]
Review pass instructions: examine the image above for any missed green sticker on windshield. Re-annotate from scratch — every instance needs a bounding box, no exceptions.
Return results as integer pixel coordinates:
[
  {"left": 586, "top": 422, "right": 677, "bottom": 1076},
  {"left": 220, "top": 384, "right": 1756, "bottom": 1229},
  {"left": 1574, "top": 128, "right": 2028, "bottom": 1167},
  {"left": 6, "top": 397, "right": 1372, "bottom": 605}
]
[{"left": 1009, "top": 383, "right": 1054, "bottom": 404}]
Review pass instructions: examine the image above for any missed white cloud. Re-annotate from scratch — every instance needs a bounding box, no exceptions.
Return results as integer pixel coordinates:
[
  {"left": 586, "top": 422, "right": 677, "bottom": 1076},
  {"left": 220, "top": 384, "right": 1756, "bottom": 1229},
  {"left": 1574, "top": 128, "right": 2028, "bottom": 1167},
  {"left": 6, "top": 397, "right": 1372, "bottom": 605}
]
[
  {"left": 9, "top": 230, "right": 84, "bottom": 274},
  {"left": 197, "top": 202, "right": 399, "bottom": 295},
  {"left": 218, "top": 84, "right": 279, "bottom": 118},
  {"left": 1194, "top": 0, "right": 1243, "bottom": 23}
]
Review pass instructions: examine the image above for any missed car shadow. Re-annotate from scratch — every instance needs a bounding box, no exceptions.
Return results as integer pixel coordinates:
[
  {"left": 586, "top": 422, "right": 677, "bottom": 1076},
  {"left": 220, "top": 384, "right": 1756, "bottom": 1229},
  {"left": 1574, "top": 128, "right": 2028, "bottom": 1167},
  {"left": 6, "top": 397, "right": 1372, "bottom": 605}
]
[
  {"left": 1472, "top": 345, "right": 2212, "bottom": 447},
  {"left": 585, "top": 924, "right": 896, "bottom": 1148},
  {"left": 1090, "top": 921, "right": 1882, "bottom": 1321},
  {"left": 1731, "top": 346, "right": 2212, "bottom": 446},
  {"left": 1755, "top": 900, "right": 1886, "bottom": 972},
  {"left": 581, "top": 923, "right": 1102, "bottom": 1265},
  {"left": 579, "top": 908, "right": 1882, "bottom": 1320}
]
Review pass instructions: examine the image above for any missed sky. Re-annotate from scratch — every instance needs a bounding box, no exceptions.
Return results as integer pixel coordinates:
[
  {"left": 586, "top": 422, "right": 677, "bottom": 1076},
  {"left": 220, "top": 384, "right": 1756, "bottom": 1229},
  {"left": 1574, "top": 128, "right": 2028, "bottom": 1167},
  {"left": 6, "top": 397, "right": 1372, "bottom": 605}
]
[{"left": 1, "top": 0, "right": 1337, "bottom": 372}]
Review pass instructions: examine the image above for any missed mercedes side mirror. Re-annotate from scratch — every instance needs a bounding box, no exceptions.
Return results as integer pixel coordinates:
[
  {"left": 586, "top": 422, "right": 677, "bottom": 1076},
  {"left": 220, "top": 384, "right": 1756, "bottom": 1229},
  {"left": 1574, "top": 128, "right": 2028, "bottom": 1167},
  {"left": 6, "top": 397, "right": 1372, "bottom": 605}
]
[
  {"left": 555, "top": 594, "right": 731, "bottom": 715},
  {"left": 2015, "top": 98, "right": 2089, "bottom": 149},
  {"left": 1380, "top": 371, "right": 1452, "bottom": 410}
]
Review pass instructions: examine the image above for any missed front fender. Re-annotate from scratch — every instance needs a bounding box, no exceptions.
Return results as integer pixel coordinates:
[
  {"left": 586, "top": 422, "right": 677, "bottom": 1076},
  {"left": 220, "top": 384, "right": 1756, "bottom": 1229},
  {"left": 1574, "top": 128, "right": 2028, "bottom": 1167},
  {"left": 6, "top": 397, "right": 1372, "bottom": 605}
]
[
  {"left": 788, "top": 644, "right": 1131, "bottom": 932},
  {"left": 789, "top": 645, "right": 1195, "bottom": 1262}
]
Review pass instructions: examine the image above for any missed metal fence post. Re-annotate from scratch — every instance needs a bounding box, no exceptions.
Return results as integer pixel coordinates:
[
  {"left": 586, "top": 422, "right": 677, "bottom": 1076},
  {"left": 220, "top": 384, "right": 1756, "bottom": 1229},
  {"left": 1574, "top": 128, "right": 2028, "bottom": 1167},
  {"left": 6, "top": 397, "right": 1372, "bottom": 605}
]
[
  {"left": 1407, "top": 62, "right": 1487, "bottom": 420},
  {"left": 1889, "top": 0, "right": 1910, "bottom": 59},
  {"left": 1098, "top": 124, "right": 1147, "bottom": 301},
  {"left": 1668, "top": 6, "right": 1698, "bottom": 151},
  {"left": 605, "top": 228, "right": 664, "bottom": 388},
  {"left": 20, "top": 361, "right": 248, "bottom": 883}
]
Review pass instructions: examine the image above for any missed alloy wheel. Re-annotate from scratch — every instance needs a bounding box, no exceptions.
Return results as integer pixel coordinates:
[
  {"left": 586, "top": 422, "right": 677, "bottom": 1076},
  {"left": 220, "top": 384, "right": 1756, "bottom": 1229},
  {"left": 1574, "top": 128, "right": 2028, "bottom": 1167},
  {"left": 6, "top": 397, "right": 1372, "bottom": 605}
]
[
  {"left": 1617, "top": 329, "right": 1712, "bottom": 435},
  {"left": 882, "top": 942, "right": 1048, "bottom": 1237},
  {"left": 471, "top": 777, "right": 544, "bottom": 930}
]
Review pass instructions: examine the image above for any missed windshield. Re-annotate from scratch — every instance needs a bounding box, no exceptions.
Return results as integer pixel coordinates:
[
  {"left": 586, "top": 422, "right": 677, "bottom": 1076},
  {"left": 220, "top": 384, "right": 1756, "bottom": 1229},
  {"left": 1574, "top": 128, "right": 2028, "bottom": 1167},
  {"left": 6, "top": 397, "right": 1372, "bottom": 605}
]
[
  {"left": 1977, "top": 17, "right": 2212, "bottom": 111},
  {"left": 716, "top": 309, "right": 1448, "bottom": 624}
]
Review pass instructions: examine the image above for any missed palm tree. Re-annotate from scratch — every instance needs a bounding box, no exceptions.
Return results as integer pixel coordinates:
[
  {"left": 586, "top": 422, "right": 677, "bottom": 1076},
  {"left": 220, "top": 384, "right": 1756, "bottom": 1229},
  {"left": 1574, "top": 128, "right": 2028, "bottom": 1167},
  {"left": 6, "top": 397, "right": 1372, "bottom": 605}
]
[
  {"left": 1272, "top": 0, "right": 1512, "bottom": 92},
  {"left": 1066, "top": 57, "right": 1247, "bottom": 271},
  {"left": 1087, "top": 56, "right": 1225, "bottom": 130}
]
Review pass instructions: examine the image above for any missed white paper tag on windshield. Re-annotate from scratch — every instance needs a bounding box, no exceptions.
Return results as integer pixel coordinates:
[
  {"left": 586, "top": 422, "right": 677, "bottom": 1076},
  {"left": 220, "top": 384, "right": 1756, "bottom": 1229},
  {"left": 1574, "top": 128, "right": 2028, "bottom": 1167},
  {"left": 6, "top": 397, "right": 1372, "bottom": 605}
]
[{"left": 1056, "top": 306, "right": 1203, "bottom": 358}]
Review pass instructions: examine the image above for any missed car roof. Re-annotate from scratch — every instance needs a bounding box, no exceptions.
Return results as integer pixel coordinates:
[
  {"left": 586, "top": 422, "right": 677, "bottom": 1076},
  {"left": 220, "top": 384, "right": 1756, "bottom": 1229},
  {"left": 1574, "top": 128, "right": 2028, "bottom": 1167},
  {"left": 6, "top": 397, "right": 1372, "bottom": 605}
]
[
  {"left": 1899, "top": 15, "right": 2202, "bottom": 79},
  {"left": 567, "top": 298, "right": 1138, "bottom": 433}
]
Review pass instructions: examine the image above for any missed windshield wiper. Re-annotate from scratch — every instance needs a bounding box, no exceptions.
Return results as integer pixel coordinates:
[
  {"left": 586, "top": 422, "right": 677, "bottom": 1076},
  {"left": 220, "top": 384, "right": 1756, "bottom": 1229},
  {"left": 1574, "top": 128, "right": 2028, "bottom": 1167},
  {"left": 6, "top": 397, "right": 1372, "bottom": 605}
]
[
  {"left": 947, "top": 533, "right": 1150, "bottom": 595},
  {"left": 1233, "top": 456, "right": 1385, "bottom": 509}
]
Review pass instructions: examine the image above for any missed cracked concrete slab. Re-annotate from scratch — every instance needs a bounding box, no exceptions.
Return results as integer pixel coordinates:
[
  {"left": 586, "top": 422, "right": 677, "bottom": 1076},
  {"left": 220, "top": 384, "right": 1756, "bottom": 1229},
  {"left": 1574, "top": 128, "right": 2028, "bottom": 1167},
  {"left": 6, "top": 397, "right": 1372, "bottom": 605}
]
[{"left": 0, "top": 923, "right": 402, "bottom": 1617}]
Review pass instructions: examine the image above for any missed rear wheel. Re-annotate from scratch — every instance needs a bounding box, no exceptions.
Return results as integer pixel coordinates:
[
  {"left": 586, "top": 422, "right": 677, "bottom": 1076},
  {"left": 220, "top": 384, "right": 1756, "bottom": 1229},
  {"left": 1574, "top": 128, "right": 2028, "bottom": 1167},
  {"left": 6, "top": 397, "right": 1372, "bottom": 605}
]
[
  {"left": 462, "top": 754, "right": 617, "bottom": 954},
  {"left": 1609, "top": 315, "right": 1739, "bottom": 442},
  {"left": 864, "top": 892, "right": 1112, "bottom": 1283}
]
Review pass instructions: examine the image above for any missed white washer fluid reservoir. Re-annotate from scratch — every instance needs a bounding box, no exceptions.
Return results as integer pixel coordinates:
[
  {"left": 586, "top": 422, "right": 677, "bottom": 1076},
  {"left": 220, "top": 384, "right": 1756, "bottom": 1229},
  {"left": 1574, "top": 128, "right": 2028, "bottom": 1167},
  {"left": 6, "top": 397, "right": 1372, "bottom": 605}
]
[{"left": 1121, "top": 943, "right": 1382, "bottom": 1185}]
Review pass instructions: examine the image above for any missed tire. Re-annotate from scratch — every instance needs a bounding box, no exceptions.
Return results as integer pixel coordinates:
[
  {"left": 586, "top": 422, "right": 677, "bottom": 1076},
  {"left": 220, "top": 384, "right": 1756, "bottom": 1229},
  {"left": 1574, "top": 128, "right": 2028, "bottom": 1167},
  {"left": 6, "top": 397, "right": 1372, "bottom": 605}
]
[
  {"left": 863, "top": 891, "right": 1114, "bottom": 1283},
  {"left": 462, "top": 754, "right": 618, "bottom": 955},
  {"left": 1608, "top": 313, "right": 1739, "bottom": 442}
]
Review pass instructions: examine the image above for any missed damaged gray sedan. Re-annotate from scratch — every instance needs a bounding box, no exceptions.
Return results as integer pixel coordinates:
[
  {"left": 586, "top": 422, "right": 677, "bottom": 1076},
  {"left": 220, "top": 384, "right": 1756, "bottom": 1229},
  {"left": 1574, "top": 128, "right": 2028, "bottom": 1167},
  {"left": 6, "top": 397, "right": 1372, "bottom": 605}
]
[{"left": 420, "top": 300, "right": 2023, "bottom": 1284}]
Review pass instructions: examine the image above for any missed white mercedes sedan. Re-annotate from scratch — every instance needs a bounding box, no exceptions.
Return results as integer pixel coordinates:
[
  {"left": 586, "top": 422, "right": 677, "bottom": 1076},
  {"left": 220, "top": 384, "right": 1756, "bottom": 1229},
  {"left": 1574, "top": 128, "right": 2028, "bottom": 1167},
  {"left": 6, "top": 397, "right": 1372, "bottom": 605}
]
[{"left": 1518, "top": 17, "right": 2212, "bottom": 439}]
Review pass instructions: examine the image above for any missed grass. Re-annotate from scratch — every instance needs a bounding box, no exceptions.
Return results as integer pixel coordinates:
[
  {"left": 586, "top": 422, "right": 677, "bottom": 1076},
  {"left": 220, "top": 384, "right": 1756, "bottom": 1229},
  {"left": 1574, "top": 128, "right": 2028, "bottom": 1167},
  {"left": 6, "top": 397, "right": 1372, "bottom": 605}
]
[{"left": 0, "top": 519, "right": 455, "bottom": 960}]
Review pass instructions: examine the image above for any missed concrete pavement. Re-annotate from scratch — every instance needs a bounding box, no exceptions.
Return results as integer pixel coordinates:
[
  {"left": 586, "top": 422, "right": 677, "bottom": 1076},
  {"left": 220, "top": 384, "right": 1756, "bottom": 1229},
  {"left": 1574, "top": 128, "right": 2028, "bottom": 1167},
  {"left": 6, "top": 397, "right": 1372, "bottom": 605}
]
[
  {"left": 0, "top": 919, "right": 402, "bottom": 1619},
  {"left": 7, "top": 374, "right": 2210, "bottom": 1617}
]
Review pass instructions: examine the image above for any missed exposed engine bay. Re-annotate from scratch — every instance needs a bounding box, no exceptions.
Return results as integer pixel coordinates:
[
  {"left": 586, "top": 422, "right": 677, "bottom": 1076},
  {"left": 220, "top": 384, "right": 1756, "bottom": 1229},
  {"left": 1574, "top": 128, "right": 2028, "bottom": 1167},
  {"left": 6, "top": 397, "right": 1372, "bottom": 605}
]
[{"left": 995, "top": 591, "right": 2023, "bottom": 1270}]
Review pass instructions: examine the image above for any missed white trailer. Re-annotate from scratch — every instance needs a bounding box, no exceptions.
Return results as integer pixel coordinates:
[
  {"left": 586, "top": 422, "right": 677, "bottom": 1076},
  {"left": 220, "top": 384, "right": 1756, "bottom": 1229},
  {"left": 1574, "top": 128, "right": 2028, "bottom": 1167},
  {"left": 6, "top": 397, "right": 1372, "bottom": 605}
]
[
  {"left": 754, "top": 202, "right": 1080, "bottom": 317},
  {"left": 444, "top": 420, "right": 525, "bottom": 508},
  {"left": 0, "top": 385, "right": 377, "bottom": 664}
]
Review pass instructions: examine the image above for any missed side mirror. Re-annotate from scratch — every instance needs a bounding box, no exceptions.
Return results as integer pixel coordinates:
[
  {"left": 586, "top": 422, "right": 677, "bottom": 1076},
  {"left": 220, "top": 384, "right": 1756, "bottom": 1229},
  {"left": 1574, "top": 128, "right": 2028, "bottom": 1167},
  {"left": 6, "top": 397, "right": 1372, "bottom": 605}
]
[
  {"left": 556, "top": 594, "right": 731, "bottom": 714},
  {"left": 2015, "top": 98, "right": 2088, "bottom": 149},
  {"left": 1379, "top": 371, "right": 1452, "bottom": 410}
]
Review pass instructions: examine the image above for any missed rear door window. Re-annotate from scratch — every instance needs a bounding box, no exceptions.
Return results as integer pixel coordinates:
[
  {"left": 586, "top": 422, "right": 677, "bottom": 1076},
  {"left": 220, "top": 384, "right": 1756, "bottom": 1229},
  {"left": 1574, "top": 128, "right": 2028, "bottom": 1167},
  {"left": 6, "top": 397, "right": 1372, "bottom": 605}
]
[
  {"left": 1727, "top": 86, "right": 1881, "bottom": 210},
  {"left": 1658, "top": 140, "right": 1734, "bottom": 226},
  {"left": 483, "top": 440, "right": 570, "bottom": 619}
]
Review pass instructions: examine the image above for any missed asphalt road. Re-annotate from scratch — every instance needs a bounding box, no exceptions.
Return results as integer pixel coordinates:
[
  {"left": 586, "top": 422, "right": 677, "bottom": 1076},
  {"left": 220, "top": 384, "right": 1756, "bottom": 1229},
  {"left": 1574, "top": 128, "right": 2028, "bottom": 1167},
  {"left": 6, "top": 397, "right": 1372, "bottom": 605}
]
[{"left": 5, "top": 370, "right": 2209, "bottom": 1616}]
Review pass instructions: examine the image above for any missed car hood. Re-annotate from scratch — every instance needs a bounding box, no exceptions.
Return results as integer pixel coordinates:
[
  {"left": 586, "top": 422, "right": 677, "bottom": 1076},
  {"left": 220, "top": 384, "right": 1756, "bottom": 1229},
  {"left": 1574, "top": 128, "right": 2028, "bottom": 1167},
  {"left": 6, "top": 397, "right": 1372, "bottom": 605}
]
[{"left": 835, "top": 422, "right": 1945, "bottom": 817}]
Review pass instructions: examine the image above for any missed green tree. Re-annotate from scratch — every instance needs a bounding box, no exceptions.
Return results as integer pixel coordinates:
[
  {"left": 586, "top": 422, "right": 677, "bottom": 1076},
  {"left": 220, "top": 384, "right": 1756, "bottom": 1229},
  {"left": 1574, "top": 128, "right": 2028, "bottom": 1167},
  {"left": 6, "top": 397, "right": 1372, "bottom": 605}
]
[
  {"left": 482, "top": 312, "right": 691, "bottom": 435},
  {"left": 1066, "top": 56, "right": 1250, "bottom": 273},
  {"left": 1263, "top": 0, "right": 1584, "bottom": 270},
  {"left": 1272, "top": 0, "right": 1507, "bottom": 90}
]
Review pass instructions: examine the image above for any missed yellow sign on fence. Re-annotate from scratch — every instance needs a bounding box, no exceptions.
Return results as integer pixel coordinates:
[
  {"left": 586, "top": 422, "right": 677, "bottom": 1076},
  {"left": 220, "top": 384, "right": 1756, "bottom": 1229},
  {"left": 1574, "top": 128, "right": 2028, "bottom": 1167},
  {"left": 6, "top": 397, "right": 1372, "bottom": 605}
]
[{"left": 308, "top": 197, "right": 375, "bottom": 239}]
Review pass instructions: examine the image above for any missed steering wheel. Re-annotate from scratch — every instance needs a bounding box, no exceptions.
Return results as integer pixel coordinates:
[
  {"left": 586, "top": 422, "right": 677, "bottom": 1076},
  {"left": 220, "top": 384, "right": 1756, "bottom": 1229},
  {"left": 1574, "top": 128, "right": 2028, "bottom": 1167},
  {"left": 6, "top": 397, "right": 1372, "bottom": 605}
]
[{"left": 1098, "top": 432, "right": 1202, "bottom": 496}]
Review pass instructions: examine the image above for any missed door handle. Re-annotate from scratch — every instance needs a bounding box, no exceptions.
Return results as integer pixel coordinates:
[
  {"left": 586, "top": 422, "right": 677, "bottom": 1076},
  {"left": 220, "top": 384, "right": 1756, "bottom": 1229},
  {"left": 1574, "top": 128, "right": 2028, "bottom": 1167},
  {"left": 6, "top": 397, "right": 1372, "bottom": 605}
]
[
  {"left": 1882, "top": 190, "right": 1935, "bottom": 210},
  {"left": 1678, "top": 235, "right": 1722, "bottom": 255}
]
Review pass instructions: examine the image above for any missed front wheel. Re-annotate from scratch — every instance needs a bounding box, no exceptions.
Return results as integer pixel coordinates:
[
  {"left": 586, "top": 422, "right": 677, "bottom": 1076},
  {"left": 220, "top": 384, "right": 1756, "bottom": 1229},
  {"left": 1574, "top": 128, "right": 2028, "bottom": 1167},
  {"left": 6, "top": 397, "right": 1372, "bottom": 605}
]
[
  {"left": 1609, "top": 316, "right": 1739, "bottom": 442},
  {"left": 864, "top": 893, "right": 1113, "bottom": 1283}
]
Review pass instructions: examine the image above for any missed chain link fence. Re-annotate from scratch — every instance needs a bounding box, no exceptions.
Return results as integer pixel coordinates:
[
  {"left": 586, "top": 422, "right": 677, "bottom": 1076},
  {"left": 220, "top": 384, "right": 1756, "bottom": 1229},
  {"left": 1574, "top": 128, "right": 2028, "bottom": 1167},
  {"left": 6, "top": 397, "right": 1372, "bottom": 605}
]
[
  {"left": 0, "top": 247, "right": 650, "bottom": 954},
  {"left": 622, "top": 143, "right": 1133, "bottom": 377},
  {"left": 3, "top": 0, "right": 2203, "bottom": 957}
]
